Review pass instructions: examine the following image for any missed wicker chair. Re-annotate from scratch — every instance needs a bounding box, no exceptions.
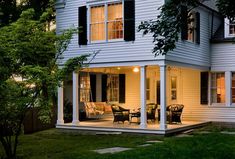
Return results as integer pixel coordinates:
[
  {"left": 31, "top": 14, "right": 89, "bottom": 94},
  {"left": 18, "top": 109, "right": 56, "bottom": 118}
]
[
  {"left": 146, "top": 103, "right": 158, "bottom": 122},
  {"left": 167, "top": 104, "right": 184, "bottom": 123},
  {"left": 111, "top": 105, "right": 130, "bottom": 123}
]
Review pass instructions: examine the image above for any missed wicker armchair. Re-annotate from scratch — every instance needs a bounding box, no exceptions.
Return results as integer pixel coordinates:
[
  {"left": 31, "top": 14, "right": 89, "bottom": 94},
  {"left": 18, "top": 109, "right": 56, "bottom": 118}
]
[
  {"left": 111, "top": 105, "right": 130, "bottom": 123},
  {"left": 167, "top": 104, "right": 184, "bottom": 123},
  {"left": 146, "top": 103, "right": 158, "bottom": 122}
]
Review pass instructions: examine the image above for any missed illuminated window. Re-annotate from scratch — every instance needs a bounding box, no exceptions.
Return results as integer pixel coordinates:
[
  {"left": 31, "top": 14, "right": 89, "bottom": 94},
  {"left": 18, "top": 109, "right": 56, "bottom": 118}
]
[
  {"left": 229, "top": 20, "right": 235, "bottom": 35},
  {"left": 146, "top": 78, "right": 150, "bottom": 100},
  {"left": 80, "top": 76, "right": 90, "bottom": 102},
  {"left": 211, "top": 73, "right": 225, "bottom": 103},
  {"left": 171, "top": 76, "right": 177, "bottom": 100},
  {"left": 90, "top": 5, "right": 105, "bottom": 41},
  {"left": 107, "top": 74, "right": 119, "bottom": 102},
  {"left": 188, "top": 12, "right": 196, "bottom": 42},
  {"left": 90, "top": 2, "right": 123, "bottom": 42}
]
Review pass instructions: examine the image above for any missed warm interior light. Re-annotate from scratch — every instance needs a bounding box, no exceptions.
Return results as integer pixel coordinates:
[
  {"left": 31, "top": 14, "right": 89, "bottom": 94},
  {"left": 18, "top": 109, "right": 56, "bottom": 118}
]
[
  {"left": 133, "top": 67, "right": 139, "bottom": 73},
  {"left": 117, "top": 67, "right": 121, "bottom": 70}
]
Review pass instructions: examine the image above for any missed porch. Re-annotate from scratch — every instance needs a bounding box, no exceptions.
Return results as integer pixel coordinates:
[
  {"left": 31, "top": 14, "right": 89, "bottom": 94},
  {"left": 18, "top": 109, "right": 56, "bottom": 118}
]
[
  {"left": 57, "top": 63, "right": 208, "bottom": 133},
  {"left": 56, "top": 119, "right": 210, "bottom": 135}
]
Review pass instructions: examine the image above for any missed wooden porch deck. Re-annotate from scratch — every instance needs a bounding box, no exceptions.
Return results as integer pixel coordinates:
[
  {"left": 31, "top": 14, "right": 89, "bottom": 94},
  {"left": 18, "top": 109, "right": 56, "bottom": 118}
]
[{"left": 56, "top": 116, "right": 210, "bottom": 135}]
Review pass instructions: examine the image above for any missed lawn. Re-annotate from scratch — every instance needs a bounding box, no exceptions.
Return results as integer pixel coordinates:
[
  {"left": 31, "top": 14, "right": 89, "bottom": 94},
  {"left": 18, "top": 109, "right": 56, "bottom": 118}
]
[{"left": 1, "top": 124, "right": 235, "bottom": 159}]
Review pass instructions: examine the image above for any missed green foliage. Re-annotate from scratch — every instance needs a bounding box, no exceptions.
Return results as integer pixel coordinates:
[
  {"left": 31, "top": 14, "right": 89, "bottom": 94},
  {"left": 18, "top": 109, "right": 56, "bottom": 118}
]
[
  {"left": 0, "top": 80, "right": 33, "bottom": 159},
  {"left": 138, "top": 0, "right": 200, "bottom": 56},
  {"left": 216, "top": 0, "right": 235, "bottom": 22},
  {"left": 0, "top": 8, "right": 88, "bottom": 159}
]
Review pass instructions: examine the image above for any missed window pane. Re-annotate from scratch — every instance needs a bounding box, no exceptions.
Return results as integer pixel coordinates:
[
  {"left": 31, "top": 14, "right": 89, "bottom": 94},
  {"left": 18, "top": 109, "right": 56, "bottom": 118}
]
[
  {"left": 171, "top": 77, "right": 177, "bottom": 89},
  {"left": 187, "top": 12, "right": 195, "bottom": 42},
  {"left": 90, "top": 6, "right": 105, "bottom": 41},
  {"left": 232, "top": 73, "right": 235, "bottom": 87},
  {"left": 211, "top": 73, "right": 225, "bottom": 103},
  {"left": 108, "top": 3, "right": 123, "bottom": 40},
  {"left": 232, "top": 73, "right": 235, "bottom": 103},
  {"left": 80, "top": 76, "right": 90, "bottom": 102},
  {"left": 107, "top": 74, "right": 119, "bottom": 102},
  {"left": 229, "top": 20, "right": 235, "bottom": 35},
  {"left": 91, "top": 6, "right": 105, "bottom": 23}
]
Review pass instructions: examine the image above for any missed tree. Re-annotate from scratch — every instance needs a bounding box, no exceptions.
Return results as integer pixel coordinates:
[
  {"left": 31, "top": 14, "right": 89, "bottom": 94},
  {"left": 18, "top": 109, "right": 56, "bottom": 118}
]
[
  {"left": 0, "top": 0, "right": 19, "bottom": 27},
  {"left": 0, "top": 8, "right": 89, "bottom": 159},
  {"left": 138, "top": 0, "right": 235, "bottom": 56},
  {"left": 216, "top": 0, "right": 235, "bottom": 22}
]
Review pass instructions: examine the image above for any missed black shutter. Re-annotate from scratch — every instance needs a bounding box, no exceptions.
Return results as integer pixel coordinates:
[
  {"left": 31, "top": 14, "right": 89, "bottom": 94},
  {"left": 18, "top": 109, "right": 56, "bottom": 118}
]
[
  {"left": 196, "top": 12, "right": 200, "bottom": 44},
  {"left": 119, "top": 74, "right": 126, "bottom": 103},
  {"left": 90, "top": 74, "right": 96, "bottom": 102},
  {"left": 200, "top": 72, "right": 208, "bottom": 105},
  {"left": 181, "top": 5, "right": 188, "bottom": 40},
  {"left": 78, "top": 6, "right": 87, "bottom": 45},
  {"left": 124, "top": 0, "right": 135, "bottom": 41},
  {"left": 102, "top": 74, "right": 107, "bottom": 102}
]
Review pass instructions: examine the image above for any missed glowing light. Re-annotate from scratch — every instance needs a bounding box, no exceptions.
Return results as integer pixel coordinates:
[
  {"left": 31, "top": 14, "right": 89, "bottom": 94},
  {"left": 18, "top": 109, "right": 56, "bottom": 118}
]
[{"left": 133, "top": 67, "right": 139, "bottom": 73}]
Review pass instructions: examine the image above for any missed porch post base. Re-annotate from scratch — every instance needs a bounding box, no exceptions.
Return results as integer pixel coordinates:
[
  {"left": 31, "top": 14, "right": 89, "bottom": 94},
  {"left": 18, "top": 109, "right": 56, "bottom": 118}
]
[
  {"left": 140, "top": 123, "right": 147, "bottom": 129},
  {"left": 72, "top": 120, "right": 80, "bottom": 125},
  {"left": 56, "top": 120, "right": 64, "bottom": 125},
  {"left": 160, "top": 124, "right": 167, "bottom": 130}
]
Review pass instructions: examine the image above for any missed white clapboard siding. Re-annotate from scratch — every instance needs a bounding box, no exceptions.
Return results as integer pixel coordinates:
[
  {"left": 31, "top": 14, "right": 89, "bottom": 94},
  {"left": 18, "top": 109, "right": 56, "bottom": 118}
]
[
  {"left": 56, "top": 0, "right": 220, "bottom": 67},
  {"left": 166, "top": 7, "right": 221, "bottom": 67},
  {"left": 211, "top": 43, "right": 235, "bottom": 71},
  {"left": 56, "top": 0, "right": 165, "bottom": 65},
  {"left": 181, "top": 68, "right": 235, "bottom": 122}
]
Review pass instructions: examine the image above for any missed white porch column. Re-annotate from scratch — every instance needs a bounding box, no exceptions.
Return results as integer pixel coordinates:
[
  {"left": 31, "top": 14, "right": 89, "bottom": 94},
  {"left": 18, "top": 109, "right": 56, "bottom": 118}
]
[
  {"left": 225, "top": 71, "right": 232, "bottom": 106},
  {"left": 160, "top": 65, "right": 167, "bottom": 130},
  {"left": 57, "top": 82, "right": 64, "bottom": 125},
  {"left": 72, "top": 71, "right": 80, "bottom": 125},
  {"left": 140, "top": 65, "right": 147, "bottom": 129}
]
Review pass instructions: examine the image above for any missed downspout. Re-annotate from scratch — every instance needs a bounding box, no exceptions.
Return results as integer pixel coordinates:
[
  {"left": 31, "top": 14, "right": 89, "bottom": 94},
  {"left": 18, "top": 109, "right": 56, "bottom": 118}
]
[{"left": 210, "top": 11, "right": 214, "bottom": 39}]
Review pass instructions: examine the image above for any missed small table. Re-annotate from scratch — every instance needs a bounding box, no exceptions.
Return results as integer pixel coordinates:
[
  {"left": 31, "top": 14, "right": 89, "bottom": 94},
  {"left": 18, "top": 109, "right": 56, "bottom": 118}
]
[{"left": 130, "top": 111, "right": 140, "bottom": 124}]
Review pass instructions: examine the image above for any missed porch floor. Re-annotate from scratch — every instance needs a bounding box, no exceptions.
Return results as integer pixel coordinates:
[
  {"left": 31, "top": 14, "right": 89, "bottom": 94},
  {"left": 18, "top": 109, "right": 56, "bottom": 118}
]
[{"left": 56, "top": 116, "right": 210, "bottom": 135}]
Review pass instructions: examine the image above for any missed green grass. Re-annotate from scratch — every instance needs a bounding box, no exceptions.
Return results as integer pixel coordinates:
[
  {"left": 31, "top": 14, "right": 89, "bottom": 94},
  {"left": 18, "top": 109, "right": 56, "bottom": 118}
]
[{"left": 1, "top": 125, "right": 235, "bottom": 159}]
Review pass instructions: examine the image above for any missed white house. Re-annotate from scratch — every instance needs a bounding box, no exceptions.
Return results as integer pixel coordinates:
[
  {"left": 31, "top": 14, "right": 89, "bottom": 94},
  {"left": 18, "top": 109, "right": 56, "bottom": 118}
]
[{"left": 55, "top": 0, "right": 235, "bottom": 134}]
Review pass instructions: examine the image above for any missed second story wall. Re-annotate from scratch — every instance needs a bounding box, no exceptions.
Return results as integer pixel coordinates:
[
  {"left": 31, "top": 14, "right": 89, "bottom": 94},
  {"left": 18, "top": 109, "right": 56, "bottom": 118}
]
[
  {"left": 166, "top": 6, "right": 222, "bottom": 67},
  {"left": 211, "top": 42, "right": 235, "bottom": 71},
  {"left": 56, "top": 0, "right": 165, "bottom": 66}
]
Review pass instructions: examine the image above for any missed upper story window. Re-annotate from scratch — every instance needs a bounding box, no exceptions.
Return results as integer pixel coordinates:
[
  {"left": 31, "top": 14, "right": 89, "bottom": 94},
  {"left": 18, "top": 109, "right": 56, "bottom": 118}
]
[
  {"left": 181, "top": 6, "right": 200, "bottom": 44},
  {"left": 229, "top": 20, "right": 235, "bottom": 35},
  {"left": 211, "top": 72, "right": 225, "bottom": 104},
  {"left": 224, "top": 18, "right": 235, "bottom": 38},
  {"left": 78, "top": 0, "right": 135, "bottom": 45},
  {"left": 90, "top": 2, "right": 123, "bottom": 42}
]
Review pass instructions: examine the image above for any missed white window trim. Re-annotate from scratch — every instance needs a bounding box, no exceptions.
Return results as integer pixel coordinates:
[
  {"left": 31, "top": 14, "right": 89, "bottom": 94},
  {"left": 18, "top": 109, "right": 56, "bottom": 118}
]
[
  {"left": 224, "top": 18, "right": 235, "bottom": 38},
  {"left": 87, "top": 0, "right": 124, "bottom": 44}
]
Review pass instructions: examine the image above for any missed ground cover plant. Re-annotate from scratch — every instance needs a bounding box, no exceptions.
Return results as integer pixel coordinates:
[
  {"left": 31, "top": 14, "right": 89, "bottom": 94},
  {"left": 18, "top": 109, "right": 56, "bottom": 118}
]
[{"left": 1, "top": 124, "right": 235, "bottom": 159}]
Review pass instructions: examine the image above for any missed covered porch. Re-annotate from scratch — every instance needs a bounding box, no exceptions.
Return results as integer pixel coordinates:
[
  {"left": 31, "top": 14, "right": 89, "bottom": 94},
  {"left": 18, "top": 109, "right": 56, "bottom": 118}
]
[{"left": 56, "top": 62, "right": 208, "bottom": 134}]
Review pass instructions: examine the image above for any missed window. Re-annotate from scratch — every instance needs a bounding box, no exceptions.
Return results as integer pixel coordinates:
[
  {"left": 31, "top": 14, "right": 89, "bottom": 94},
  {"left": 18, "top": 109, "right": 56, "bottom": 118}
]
[
  {"left": 211, "top": 73, "right": 225, "bottom": 103},
  {"left": 171, "top": 77, "right": 177, "bottom": 100},
  {"left": 181, "top": 5, "right": 200, "bottom": 43},
  {"left": 229, "top": 20, "right": 235, "bottom": 35},
  {"left": 232, "top": 73, "right": 235, "bottom": 103},
  {"left": 90, "top": 5, "right": 105, "bottom": 41},
  {"left": 90, "top": 2, "right": 123, "bottom": 42},
  {"left": 187, "top": 12, "right": 196, "bottom": 42},
  {"left": 107, "top": 74, "right": 119, "bottom": 102},
  {"left": 146, "top": 78, "right": 150, "bottom": 100},
  {"left": 80, "top": 75, "right": 90, "bottom": 102}
]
